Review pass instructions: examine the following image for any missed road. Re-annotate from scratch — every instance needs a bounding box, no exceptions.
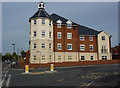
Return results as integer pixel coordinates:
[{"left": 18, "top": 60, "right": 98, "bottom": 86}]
[{"left": 2, "top": 64, "right": 120, "bottom": 88}]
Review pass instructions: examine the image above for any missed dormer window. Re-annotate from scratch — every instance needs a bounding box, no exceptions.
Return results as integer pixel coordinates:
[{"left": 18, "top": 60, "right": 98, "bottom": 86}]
[
  {"left": 42, "top": 19, "right": 45, "bottom": 24},
  {"left": 66, "top": 20, "right": 72, "bottom": 29},
  {"left": 57, "top": 19, "right": 62, "bottom": 28}
]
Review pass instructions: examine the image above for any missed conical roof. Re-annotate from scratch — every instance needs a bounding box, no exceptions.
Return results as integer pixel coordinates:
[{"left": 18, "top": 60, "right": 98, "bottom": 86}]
[{"left": 29, "top": 8, "right": 52, "bottom": 22}]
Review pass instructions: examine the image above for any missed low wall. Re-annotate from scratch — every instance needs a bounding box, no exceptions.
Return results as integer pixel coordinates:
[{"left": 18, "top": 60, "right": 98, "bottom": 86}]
[{"left": 18, "top": 60, "right": 120, "bottom": 68}]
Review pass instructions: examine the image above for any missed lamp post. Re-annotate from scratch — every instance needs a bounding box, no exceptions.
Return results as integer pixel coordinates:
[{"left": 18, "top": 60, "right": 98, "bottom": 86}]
[
  {"left": 12, "top": 43, "right": 15, "bottom": 53},
  {"left": 37, "top": 51, "right": 41, "bottom": 68}
]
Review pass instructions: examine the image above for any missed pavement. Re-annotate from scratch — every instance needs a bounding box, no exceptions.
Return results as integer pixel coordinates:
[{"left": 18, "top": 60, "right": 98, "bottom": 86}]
[{"left": 1, "top": 63, "right": 120, "bottom": 88}]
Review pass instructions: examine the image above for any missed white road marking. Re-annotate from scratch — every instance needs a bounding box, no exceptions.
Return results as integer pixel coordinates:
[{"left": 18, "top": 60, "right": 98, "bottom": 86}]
[
  {"left": 5, "top": 75, "right": 11, "bottom": 87},
  {"left": 85, "top": 81, "right": 94, "bottom": 88},
  {"left": 1, "top": 66, "right": 10, "bottom": 86}
]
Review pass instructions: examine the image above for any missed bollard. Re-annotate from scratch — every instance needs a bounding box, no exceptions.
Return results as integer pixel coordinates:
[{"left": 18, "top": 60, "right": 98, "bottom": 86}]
[
  {"left": 25, "top": 65, "right": 29, "bottom": 73},
  {"left": 50, "top": 64, "right": 54, "bottom": 71}
]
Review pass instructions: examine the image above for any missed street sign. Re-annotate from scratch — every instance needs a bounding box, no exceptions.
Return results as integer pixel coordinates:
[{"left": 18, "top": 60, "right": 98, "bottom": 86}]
[
  {"left": 25, "top": 65, "right": 29, "bottom": 73},
  {"left": 50, "top": 64, "right": 54, "bottom": 71}
]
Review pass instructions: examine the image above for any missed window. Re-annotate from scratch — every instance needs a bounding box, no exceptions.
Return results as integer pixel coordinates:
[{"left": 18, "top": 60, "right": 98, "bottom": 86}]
[
  {"left": 34, "top": 19, "right": 36, "bottom": 24},
  {"left": 33, "top": 43, "right": 36, "bottom": 49},
  {"left": 57, "top": 32, "right": 61, "bottom": 39},
  {"left": 80, "top": 45, "right": 85, "bottom": 51},
  {"left": 42, "top": 19, "right": 45, "bottom": 24},
  {"left": 33, "top": 31, "right": 36, "bottom": 37},
  {"left": 90, "top": 45, "right": 93, "bottom": 51},
  {"left": 41, "top": 43, "right": 45, "bottom": 49},
  {"left": 57, "top": 43, "right": 61, "bottom": 50},
  {"left": 81, "top": 56, "right": 85, "bottom": 61},
  {"left": 67, "top": 44, "right": 72, "bottom": 50},
  {"left": 33, "top": 55, "right": 36, "bottom": 61},
  {"left": 102, "top": 56, "right": 107, "bottom": 60},
  {"left": 80, "top": 36, "right": 84, "bottom": 41},
  {"left": 68, "top": 55, "right": 72, "bottom": 60},
  {"left": 49, "top": 43, "right": 52, "bottom": 49},
  {"left": 49, "top": 32, "right": 52, "bottom": 38},
  {"left": 49, "top": 55, "right": 52, "bottom": 62},
  {"left": 67, "top": 23, "right": 72, "bottom": 29},
  {"left": 101, "top": 45, "right": 107, "bottom": 53},
  {"left": 49, "top": 20, "right": 51, "bottom": 26},
  {"left": 67, "top": 33, "right": 72, "bottom": 39},
  {"left": 58, "top": 55, "right": 61, "bottom": 61},
  {"left": 41, "top": 55, "right": 45, "bottom": 61},
  {"left": 91, "top": 56, "right": 93, "bottom": 60},
  {"left": 89, "top": 36, "right": 93, "bottom": 41},
  {"left": 41, "top": 31, "right": 45, "bottom": 37},
  {"left": 57, "top": 23, "right": 61, "bottom": 28},
  {"left": 102, "top": 36, "right": 105, "bottom": 40},
  {"left": 73, "top": 26, "right": 76, "bottom": 30}
]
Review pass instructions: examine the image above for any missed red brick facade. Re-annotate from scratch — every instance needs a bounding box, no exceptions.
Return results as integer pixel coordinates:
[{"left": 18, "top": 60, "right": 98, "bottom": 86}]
[{"left": 53, "top": 25, "right": 79, "bottom": 52}]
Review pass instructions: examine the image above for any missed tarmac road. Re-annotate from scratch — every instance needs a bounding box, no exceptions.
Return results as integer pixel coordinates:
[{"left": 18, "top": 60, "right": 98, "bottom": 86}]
[{"left": 3, "top": 64, "right": 120, "bottom": 88}]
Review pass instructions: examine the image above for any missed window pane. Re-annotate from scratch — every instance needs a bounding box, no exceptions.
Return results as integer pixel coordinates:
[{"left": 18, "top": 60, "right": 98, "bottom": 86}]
[
  {"left": 42, "top": 19, "right": 45, "bottom": 24},
  {"left": 67, "top": 44, "right": 72, "bottom": 50},
  {"left": 102, "top": 36, "right": 105, "bottom": 40},
  {"left": 57, "top": 32, "right": 61, "bottom": 39},
  {"left": 80, "top": 36, "right": 84, "bottom": 41},
  {"left": 34, "top": 19, "right": 36, "bottom": 24},
  {"left": 67, "top": 33, "right": 72, "bottom": 39}
]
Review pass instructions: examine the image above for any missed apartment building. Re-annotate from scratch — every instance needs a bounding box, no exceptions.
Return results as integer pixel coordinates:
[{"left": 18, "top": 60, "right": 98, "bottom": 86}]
[{"left": 29, "top": 2, "right": 112, "bottom": 64}]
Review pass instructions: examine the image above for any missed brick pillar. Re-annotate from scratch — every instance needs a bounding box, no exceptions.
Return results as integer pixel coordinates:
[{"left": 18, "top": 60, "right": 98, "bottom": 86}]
[{"left": 26, "top": 50, "right": 29, "bottom": 64}]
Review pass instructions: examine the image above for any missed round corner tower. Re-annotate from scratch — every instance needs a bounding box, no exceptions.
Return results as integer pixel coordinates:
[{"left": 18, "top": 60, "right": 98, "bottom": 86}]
[{"left": 29, "top": 1, "right": 53, "bottom": 64}]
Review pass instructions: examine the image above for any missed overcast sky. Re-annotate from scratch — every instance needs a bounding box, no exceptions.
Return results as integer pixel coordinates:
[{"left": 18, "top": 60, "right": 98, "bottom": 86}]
[{"left": 2, "top": 2, "right": 118, "bottom": 55}]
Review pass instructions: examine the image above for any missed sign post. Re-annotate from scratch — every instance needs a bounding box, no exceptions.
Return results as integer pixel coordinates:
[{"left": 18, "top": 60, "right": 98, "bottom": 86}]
[
  {"left": 50, "top": 64, "right": 54, "bottom": 72},
  {"left": 25, "top": 65, "right": 29, "bottom": 73}
]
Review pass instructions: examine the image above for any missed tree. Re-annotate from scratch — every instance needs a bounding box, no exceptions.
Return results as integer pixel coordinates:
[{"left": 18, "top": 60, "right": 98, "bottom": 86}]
[
  {"left": 12, "top": 52, "right": 18, "bottom": 60},
  {"left": 2, "top": 53, "right": 12, "bottom": 61}
]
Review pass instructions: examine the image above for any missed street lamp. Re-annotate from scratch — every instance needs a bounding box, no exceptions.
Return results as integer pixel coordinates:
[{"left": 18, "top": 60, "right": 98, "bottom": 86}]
[
  {"left": 37, "top": 51, "right": 41, "bottom": 68},
  {"left": 12, "top": 43, "right": 15, "bottom": 53}
]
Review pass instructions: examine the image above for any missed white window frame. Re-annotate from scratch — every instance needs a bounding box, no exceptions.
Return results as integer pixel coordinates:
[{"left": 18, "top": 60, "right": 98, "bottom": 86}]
[
  {"left": 80, "top": 36, "right": 85, "bottom": 41},
  {"left": 90, "top": 45, "right": 93, "bottom": 51},
  {"left": 33, "top": 55, "right": 36, "bottom": 61},
  {"left": 49, "top": 43, "right": 52, "bottom": 49},
  {"left": 102, "top": 56, "right": 107, "bottom": 60},
  {"left": 34, "top": 19, "right": 36, "bottom": 24},
  {"left": 33, "top": 43, "right": 36, "bottom": 49},
  {"left": 81, "top": 56, "right": 85, "bottom": 61},
  {"left": 102, "top": 36, "right": 105, "bottom": 40},
  {"left": 89, "top": 36, "right": 93, "bottom": 41},
  {"left": 90, "top": 56, "right": 94, "bottom": 61},
  {"left": 41, "top": 43, "right": 45, "bottom": 49},
  {"left": 49, "top": 31, "right": 52, "bottom": 38},
  {"left": 57, "top": 23, "right": 61, "bottom": 28},
  {"left": 67, "top": 33, "right": 72, "bottom": 39},
  {"left": 67, "top": 23, "right": 72, "bottom": 29},
  {"left": 41, "top": 55, "right": 45, "bottom": 61},
  {"left": 57, "top": 43, "right": 61, "bottom": 50},
  {"left": 67, "top": 44, "right": 72, "bottom": 50},
  {"left": 42, "top": 19, "right": 45, "bottom": 24},
  {"left": 33, "top": 31, "right": 36, "bottom": 37},
  {"left": 58, "top": 55, "right": 61, "bottom": 61},
  {"left": 80, "top": 44, "right": 85, "bottom": 51},
  {"left": 57, "top": 32, "right": 61, "bottom": 39},
  {"left": 41, "top": 31, "right": 45, "bottom": 37},
  {"left": 68, "top": 55, "right": 72, "bottom": 61}
]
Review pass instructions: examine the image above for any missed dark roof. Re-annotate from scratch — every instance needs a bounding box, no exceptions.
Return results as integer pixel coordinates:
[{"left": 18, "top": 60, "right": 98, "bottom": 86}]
[
  {"left": 78, "top": 25, "right": 99, "bottom": 35},
  {"left": 29, "top": 8, "right": 52, "bottom": 22},
  {"left": 50, "top": 13, "right": 78, "bottom": 25}
]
